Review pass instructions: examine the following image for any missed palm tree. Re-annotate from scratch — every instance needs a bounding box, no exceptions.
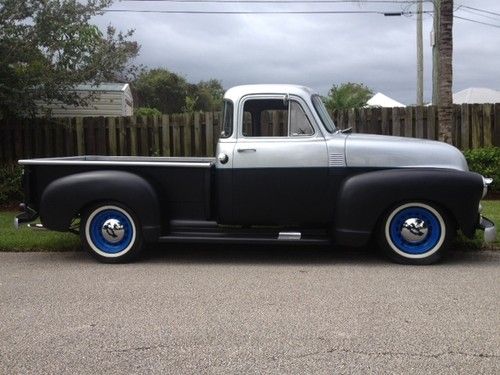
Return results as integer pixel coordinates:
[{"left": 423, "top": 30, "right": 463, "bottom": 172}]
[{"left": 438, "top": 0, "right": 454, "bottom": 144}]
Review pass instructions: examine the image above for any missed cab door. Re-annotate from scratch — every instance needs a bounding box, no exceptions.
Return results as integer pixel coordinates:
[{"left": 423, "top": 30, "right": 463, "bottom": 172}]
[{"left": 231, "top": 95, "right": 329, "bottom": 225}]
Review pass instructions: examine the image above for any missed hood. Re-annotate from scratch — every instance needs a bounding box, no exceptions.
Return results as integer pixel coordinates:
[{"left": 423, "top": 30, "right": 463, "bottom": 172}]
[{"left": 344, "top": 133, "right": 468, "bottom": 171}]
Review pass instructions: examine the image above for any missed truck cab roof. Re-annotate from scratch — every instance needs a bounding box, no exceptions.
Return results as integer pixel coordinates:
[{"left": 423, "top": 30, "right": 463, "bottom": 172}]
[{"left": 224, "top": 84, "right": 318, "bottom": 103}]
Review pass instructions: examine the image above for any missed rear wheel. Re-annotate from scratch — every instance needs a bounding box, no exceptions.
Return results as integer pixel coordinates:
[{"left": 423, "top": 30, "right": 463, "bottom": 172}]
[
  {"left": 378, "top": 202, "right": 453, "bottom": 265},
  {"left": 81, "top": 203, "right": 143, "bottom": 263}
]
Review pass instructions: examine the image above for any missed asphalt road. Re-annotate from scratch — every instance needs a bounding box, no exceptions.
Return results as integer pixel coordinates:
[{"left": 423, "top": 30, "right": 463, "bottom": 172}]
[{"left": 0, "top": 246, "right": 499, "bottom": 374}]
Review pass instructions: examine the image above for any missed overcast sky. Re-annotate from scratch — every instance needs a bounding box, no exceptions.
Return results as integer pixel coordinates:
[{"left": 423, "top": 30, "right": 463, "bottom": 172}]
[{"left": 94, "top": 0, "right": 500, "bottom": 104}]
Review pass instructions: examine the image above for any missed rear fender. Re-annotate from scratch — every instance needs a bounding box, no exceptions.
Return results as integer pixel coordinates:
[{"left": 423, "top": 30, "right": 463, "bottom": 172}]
[{"left": 40, "top": 170, "right": 160, "bottom": 241}]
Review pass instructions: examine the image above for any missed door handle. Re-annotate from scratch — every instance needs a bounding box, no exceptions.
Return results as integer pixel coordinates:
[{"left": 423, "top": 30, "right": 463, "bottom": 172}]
[{"left": 237, "top": 148, "right": 257, "bottom": 153}]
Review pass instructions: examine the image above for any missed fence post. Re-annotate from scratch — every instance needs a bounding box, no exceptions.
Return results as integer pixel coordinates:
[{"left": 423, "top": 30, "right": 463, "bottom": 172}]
[
  {"left": 404, "top": 107, "right": 413, "bottom": 137},
  {"left": 129, "top": 116, "right": 138, "bottom": 156},
  {"left": 415, "top": 106, "right": 424, "bottom": 138},
  {"left": 183, "top": 113, "right": 192, "bottom": 156},
  {"left": 206, "top": 112, "right": 214, "bottom": 157},
  {"left": 161, "top": 114, "right": 170, "bottom": 156},
  {"left": 494, "top": 103, "right": 500, "bottom": 147},
  {"left": 428, "top": 106, "right": 436, "bottom": 140},
  {"left": 483, "top": 104, "right": 493, "bottom": 147},
  {"left": 194, "top": 112, "right": 201, "bottom": 156},
  {"left": 472, "top": 104, "right": 481, "bottom": 148},
  {"left": 392, "top": 107, "right": 400, "bottom": 136},
  {"left": 172, "top": 114, "right": 181, "bottom": 156},
  {"left": 152, "top": 115, "right": 160, "bottom": 156},
  {"left": 108, "top": 117, "right": 117, "bottom": 155},
  {"left": 75, "top": 117, "right": 85, "bottom": 155},
  {"left": 460, "top": 104, "right": 470, "bottom": 149},
  {"left": 117, "top": 117, "right": 126, "bottom": 155}
]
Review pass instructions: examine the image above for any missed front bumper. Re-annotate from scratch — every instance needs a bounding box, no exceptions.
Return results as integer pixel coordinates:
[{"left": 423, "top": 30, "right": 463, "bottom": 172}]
[
  {"left": 478, "top": 216, "right": 496, "bottom": 243},
  {"left": 14, "top": 204, "right": 38, "bottom": 229}
]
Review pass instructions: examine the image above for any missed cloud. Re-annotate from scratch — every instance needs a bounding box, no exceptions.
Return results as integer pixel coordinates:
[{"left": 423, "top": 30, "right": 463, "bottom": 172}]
[{"left": 94, "top": 0, "right": 500, "bottom": 104}]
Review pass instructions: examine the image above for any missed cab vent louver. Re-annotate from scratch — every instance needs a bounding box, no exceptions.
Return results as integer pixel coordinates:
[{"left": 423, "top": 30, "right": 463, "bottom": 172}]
[{"left": 329, "top": 153, "right": 345, "bottom": 167}]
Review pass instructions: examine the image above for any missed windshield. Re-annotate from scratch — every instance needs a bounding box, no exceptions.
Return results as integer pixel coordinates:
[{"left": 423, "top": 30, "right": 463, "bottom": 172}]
[{"left": 311, "top": 95, "right": 336, "bottom": 133}]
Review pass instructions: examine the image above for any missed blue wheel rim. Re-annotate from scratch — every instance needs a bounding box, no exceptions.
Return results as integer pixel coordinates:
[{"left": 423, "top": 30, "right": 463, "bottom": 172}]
[
  {"left": 389, "top": 206, "right": 441, "bottom": 255},
  {"left": 89, "top": 209, "right": 134, "bottom": 254}
]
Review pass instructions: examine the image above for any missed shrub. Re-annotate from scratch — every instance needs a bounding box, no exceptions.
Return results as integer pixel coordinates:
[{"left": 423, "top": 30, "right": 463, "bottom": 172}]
[
  {"left": 463, "top": 147, "right": 500, "bottom": 192},
  {"left": 134, "top": 107, "right": 162, "bottom": 117},
  {"left": 0, "top": 164, "right": 23, "bottom": 206}
]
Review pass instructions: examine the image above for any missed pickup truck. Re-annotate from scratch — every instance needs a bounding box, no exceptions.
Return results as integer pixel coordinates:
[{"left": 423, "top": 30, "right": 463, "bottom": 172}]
[{"left": 16, "top": 84, "right": 496, "bottom": 264}]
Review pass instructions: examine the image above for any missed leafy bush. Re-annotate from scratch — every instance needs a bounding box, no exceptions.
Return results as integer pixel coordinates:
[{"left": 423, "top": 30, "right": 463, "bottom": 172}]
[
  {"left": 463, "top": 147, "right": 500, "bottom": 192},
  {"left": 134, "top": 107, "right": 162, "bottom": 117},
  {"left": 0, "top": 164, "right": 23, "bottom": 206}
]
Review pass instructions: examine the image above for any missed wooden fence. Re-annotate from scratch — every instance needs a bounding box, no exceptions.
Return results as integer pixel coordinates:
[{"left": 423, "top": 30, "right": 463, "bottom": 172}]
[
  {"left": 0, "top": 113, "right": 223, "bottom": 162},
  {"left": 1, "top": 104, "right": 499, "bottom": 162},
  {"left": 332, "top": 103, "right": 500, "bottom": 150}
]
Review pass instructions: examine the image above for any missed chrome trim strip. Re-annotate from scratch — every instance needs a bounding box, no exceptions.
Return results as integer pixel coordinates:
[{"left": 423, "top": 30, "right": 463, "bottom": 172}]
[
  {"left": 278, "top": 231, "right": 302, "bottom": 240},
  {"left": 18, "top": 159, "right": 214, "bottom": 168}
]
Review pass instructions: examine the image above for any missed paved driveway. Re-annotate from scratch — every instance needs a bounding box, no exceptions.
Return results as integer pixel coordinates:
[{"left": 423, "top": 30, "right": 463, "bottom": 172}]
[{"left": 0, "top": 247, "right": 499, "bottom": 374}]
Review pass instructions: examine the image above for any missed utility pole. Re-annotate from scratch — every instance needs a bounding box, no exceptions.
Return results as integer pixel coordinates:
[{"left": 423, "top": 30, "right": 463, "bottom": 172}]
[
  {"left": 432, "top": 0, "right": 441, "bottom": 105},
  {"left": 416, "top": 0, "right": 423, "bottom": 105}
]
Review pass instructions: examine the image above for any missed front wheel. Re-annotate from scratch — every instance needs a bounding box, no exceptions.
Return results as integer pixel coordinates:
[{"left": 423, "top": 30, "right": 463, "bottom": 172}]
[
  {"left": 81, "top": 203, "right": 143, "bottom": 263},
  {"left": 378, "top": 202, "right": 453, "bottom": 265}
]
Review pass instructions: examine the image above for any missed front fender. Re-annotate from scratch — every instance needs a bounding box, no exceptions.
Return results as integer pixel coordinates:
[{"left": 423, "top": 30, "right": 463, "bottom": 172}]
[
  {"left": 334, "top": 168, "right": 483, "bottom": 246},
  {"left": 40, "top": 170, "right": 160, "bottom": 241}
]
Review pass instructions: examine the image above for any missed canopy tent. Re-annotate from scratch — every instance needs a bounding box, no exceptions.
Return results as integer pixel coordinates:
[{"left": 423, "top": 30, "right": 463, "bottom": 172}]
[
  {"left": 366, "top": 92, "right": 405, "bottom": 108},
  {"left": 453, "top": 87, "right": 500, "bottom": 104}
]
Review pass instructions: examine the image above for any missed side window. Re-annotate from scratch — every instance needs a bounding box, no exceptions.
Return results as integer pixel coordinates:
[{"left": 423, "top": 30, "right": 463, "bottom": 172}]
[
  {"left": 242, "top": 111, "right": 252, "bottom": 136},
  {"left": 220, "top": 100, "right": 233, "bottom": 138},
  {"left": 289, "top": 101, "right": 314, "bottom": 136},
  {"left": 242, "top": 99, "right": 288, "bottom": 137}
]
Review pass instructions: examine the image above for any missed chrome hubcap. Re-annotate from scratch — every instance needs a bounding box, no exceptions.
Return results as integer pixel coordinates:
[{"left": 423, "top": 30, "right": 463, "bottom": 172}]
[
  {"left": 101, "top": 219, "right": 125, "bottom": 243},
  {"left": 401, "top": 218, "right": 429, "bottom": 243}
]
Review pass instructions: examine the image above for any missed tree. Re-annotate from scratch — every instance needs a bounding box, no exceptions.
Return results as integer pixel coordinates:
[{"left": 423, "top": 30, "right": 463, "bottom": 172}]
[
  {"left": 133, "top": 69, "right": 190, "bottom": 114},
  {"left": 324, "top": 82, "right": 373, "bottom": 111},
  {"left": 194, "top": 79, "right": 224, "bottom": 112},
  {"left": 437, "top": 0, "right": 454, "bottom": 144},
  {"left": 0, "top": 0, "right": 140, "bottom": 117},
  {"left": 133, "top": 71, "right": 224, "bottom": 114}
]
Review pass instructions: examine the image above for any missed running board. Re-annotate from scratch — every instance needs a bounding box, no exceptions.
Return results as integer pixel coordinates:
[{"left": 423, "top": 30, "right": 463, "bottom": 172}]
[{"left": 158, "top": 231, "right": 331, "bottom": 245}]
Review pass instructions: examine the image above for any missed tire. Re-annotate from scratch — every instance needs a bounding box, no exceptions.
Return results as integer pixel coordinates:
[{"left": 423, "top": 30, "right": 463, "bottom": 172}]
[
  {"left": 378, "top": 202, "right": 453, "bottom": 265},
  {"left": 81, "top": 202, "right": 143, "bottom": 263}
]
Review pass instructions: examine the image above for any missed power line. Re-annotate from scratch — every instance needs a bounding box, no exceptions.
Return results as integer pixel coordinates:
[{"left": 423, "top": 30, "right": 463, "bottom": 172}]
[
  {"left": 120, "top": 0, "right": 428, "bottom": 3},
  {"left": 103, "top": 8, "right": 434, "bottom": 14},
  {"left": 460, "top": 5, "right": 500, "bottom": 18},
  {"left": 459, "top": 8, "right": 500, "bottom": 22},
  {"left": 454, "top": 15, "right": 500, "bottom": 29},
  {"left": 103, "top": 9, "right": 412, "bottom": 14}
]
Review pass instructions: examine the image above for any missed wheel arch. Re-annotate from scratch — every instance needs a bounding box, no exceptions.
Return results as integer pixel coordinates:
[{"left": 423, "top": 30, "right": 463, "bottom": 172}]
[{"left": 40, "top": 170, "right": 161, "bottom": 241}]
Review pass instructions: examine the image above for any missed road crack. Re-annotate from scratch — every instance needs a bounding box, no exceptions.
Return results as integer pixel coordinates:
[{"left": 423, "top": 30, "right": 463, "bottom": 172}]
[
  {"left": 288, "top": 348, "right": 499, "bottom": 360},
  {"left": 105, "top": 343, "right": 170, "bottom": 353}
]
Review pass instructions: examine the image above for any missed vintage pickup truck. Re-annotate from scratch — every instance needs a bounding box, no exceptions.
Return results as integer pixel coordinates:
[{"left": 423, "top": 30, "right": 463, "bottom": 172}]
[{"left": 16, "top": 84, "right": 495, "bottom": 264}]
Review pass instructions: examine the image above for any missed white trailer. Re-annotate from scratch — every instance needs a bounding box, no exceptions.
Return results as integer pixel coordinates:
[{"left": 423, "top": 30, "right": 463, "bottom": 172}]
[{"left": 40, "top": 83, "right": 134, "bottom": 117}]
